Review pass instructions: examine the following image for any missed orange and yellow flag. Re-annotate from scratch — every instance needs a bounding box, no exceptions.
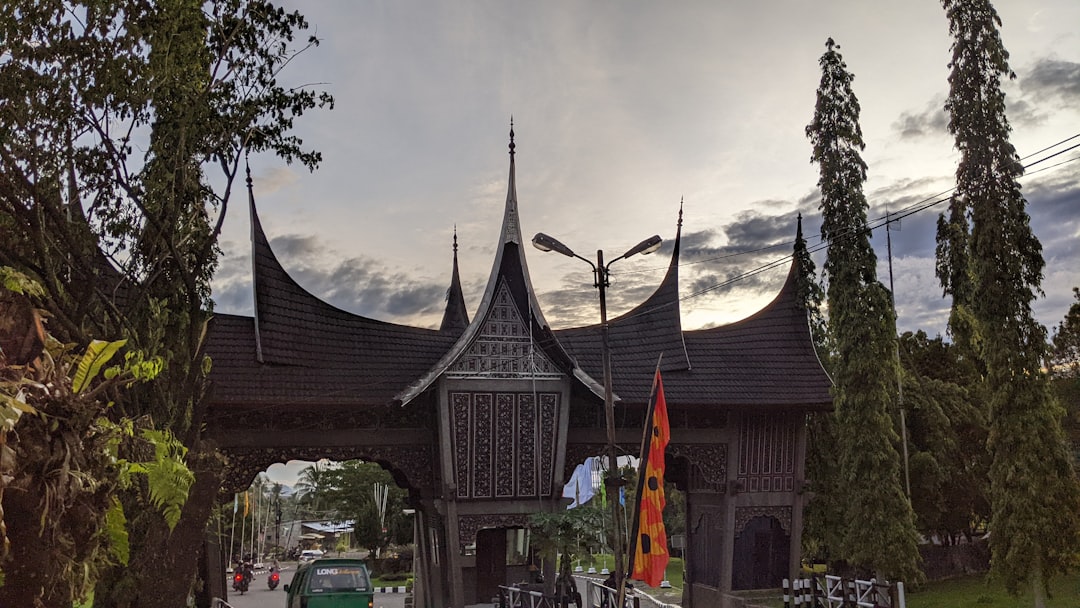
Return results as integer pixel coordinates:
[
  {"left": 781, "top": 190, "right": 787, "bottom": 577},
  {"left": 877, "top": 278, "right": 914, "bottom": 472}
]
[{"left": 631, "top": 368, "right": 670, "bottom": 587}]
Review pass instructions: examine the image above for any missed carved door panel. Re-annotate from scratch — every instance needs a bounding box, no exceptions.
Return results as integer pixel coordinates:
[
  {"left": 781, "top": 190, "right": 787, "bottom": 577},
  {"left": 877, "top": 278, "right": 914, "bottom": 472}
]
[
  {"left": 476, "top": 528, "right": 507, "bottom": 602},
  {"left": 731, "top": 516, "right": 789, "bottom": 590}
]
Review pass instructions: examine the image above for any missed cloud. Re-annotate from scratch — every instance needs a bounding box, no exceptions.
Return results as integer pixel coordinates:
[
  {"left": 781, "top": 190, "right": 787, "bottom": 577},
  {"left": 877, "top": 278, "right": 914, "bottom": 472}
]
[
  {"left": 892, "top": 94, "right": 950, "bottom": 140},
  {"left": 893, "top": 57, "right": 1080, "bottom": 137},
  {"left": 1021, "top": 58, "right": 1080, "bottom": 103},
  {"left": 211, "top": 232, "right": 459, "bottom": 328}
]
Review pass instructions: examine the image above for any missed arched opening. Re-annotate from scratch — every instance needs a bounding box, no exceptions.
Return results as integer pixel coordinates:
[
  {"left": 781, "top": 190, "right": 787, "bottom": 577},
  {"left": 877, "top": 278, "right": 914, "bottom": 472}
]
[
  {"left": 211, "top": 458, "right": 417, "bottom": 598},
  {"left": 731, "top": 515, "right": 789, "bottom": 590}
]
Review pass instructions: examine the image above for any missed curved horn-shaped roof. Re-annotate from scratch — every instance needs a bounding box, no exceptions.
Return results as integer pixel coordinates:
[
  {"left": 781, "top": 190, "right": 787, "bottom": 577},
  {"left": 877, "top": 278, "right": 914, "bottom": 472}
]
[
  {"left": 557, "top": 215, "right": 832, "bottom": 409},
  {"left": 393, "top": 127, "right": 606, "bottom": 406},
  {"left": 203, "top": 172, "right": 458, "bottom": 407}
]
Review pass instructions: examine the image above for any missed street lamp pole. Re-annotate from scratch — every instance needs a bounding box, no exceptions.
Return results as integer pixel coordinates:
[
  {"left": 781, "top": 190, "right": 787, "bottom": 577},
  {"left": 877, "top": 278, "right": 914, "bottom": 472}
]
[
  {"left": 595, "top": 247, "right": 626, "bottom": 602},
  {"left": 532, "top": 232, "right": 662, "bottom": 605}
]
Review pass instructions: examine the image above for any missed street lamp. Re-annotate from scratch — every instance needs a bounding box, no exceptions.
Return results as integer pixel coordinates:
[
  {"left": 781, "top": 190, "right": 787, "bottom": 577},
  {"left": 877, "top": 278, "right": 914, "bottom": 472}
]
[{"left": 531, "top": 231, "right": 662, "bottom": 604}]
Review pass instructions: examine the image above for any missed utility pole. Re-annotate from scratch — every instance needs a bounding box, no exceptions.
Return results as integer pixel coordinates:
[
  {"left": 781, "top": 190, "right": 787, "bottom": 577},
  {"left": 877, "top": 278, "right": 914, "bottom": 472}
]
[{"left": 887, "top": 210, "right": 911, "bottom": 498}]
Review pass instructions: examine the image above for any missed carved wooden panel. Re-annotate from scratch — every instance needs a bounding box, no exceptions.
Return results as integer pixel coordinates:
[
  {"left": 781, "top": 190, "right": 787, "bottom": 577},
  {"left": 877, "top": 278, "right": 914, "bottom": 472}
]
[
  {"left": 670, "top": 443, "right": 728, "bottom": 491},
  {"left": 738, "top": 413, "right": 796, "bottom": 493},
  {"left": 450, "top": 391, "right": 560, "bottom": 499},
  {"left": 447, "top": 282, "right": 563, "bottom": 379},
  {"left": 458, "top": 514, "right": 531, "bottom": 550},
  {"left": 516, "top": 395, "right": 537, "bottom": 496},
  {"left": 221, "top": 445, "right": 435, "bottom": 494},
  {"left": 734, "top": 506, "right": 792, "bottom": 535},
  {"left": 689, "top": 505, "right": 725, "bottom": 588}
]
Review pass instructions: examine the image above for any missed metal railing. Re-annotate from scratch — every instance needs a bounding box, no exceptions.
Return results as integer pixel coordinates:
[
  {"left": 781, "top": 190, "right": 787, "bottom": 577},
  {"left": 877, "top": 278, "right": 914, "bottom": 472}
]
[
  {"left": 499, "top": 585, "right": 557, "bottom": 608},
  {"left": 784, "top": 575, "right": 906, "bottom": 608}
]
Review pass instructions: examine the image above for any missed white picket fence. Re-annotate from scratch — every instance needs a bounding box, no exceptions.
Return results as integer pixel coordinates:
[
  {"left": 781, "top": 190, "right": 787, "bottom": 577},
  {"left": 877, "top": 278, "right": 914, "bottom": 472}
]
[{"left": 783, "top": 574, "right": 905, "bottom": 608}]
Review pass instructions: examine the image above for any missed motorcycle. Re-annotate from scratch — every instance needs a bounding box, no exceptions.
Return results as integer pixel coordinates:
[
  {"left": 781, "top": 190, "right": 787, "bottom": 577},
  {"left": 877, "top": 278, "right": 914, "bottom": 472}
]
[
  {"left": 268, "top": 570, "right": 280, "bottom": 590},
  {"left": 233, "top": 570, "right": 250, "bottom": 595}
]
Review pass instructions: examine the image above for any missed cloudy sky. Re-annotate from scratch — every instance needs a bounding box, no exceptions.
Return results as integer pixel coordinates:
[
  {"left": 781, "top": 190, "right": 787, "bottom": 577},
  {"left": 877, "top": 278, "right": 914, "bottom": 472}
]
[{"left": 211, "top": 0, "right": 1080, "bottom": 344}]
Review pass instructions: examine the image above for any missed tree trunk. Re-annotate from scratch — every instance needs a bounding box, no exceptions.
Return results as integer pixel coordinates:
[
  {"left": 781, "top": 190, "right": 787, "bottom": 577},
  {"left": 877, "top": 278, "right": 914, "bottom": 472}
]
[
  {"left": 1032, "top": 562, "right": 1046, "bottom": 608},
  {"left": 128, "top": 446, "right": 224, "bottom": 606}
]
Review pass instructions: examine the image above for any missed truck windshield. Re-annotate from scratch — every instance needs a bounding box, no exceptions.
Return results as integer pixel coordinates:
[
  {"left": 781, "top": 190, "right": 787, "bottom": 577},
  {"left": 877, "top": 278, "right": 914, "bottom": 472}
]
[{"left": 307, "top": 566, "right": 371, "bottom": 593}]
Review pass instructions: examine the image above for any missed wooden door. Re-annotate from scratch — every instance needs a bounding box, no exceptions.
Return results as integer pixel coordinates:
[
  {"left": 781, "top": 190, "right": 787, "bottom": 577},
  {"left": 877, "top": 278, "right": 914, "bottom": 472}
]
[{"left": 476, "top": 528, "right": 507, "bottom": 603}]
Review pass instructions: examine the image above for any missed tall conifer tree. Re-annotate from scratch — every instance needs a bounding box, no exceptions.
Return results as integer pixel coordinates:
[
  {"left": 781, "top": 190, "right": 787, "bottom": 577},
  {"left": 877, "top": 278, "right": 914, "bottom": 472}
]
[
  {"left": 939, "top": 1, "right": 1080, "bottom": 602},
  {"left": 794, "top": 214, "right": 842, "bottom": 564},
  {"left": 806, "top": 38, "right": 921, "bottom": 582}
]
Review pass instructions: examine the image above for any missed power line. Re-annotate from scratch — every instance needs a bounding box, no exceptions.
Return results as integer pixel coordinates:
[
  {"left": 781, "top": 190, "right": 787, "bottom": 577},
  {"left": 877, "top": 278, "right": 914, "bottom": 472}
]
[{"left": 606, "top": 132, "right": 1080, "bottom": 318}]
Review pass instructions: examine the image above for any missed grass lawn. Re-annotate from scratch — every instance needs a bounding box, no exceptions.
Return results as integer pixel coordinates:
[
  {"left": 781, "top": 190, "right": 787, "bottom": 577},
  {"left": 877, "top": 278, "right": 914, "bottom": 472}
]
[
  {"left": 752, "top": 572, "right": 1080, "bottom": 608},
  {"left": 370, "top": 575, "right": 412, "bottom": 589},
  {"left": 578, "top": 554, "right": 685, "bottom": 590},
  {"left": 903, "top": 572, "right": 1080, "bottom": 608}
]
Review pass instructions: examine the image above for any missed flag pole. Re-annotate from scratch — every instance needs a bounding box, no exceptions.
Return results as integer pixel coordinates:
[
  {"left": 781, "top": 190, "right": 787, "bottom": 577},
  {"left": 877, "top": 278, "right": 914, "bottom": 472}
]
[{"left": 620, "top": 356, "right": 664, "bottom": 608}]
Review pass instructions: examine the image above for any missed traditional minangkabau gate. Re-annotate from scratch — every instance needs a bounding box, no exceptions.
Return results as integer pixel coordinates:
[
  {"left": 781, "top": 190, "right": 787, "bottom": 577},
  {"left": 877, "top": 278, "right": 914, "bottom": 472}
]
[{"left": 202, "top": 131, "right": 832, "bottom": 608}]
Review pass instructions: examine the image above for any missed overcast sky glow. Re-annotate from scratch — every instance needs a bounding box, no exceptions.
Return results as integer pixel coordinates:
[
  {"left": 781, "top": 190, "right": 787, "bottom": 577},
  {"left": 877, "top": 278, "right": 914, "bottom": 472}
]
[{"left": 212, "top": 0, "right": 1080, "bottom": 354}]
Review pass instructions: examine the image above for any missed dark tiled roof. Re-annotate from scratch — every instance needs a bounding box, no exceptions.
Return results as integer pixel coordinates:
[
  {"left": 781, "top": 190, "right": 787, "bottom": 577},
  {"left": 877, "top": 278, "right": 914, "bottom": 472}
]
[
  {"left": 205, "top": 162, "right": 830, "bottom": 413},
  {"left": 204, "top": 314, "right": 445, "bottom": 406},
  {"left": 558, "top": 257, "right": 832, "bottom": 409},
  {"left": 202, "top": 192, "right": 457, "bottom": 407}
]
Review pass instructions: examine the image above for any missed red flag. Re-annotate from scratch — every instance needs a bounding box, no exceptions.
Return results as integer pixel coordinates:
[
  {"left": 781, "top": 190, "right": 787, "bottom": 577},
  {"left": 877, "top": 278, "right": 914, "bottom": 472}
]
[{"left": 631, "top": 369, "right": 670, "bottom": 587}]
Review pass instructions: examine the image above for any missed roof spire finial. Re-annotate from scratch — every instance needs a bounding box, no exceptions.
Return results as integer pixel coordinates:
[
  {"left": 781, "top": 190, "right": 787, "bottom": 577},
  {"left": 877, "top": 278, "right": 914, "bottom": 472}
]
[
  {"left": 245, "top": 152, "right": 253, "bottom": 190},
  {"left": 453, "top": 225, "right": 459, "bottom": 254},
  {"left": 678, "top": 197, "right": 684, "bottom": 228},
  {"left": 509, "top": 116, "right": 515, "bottom": 157}
]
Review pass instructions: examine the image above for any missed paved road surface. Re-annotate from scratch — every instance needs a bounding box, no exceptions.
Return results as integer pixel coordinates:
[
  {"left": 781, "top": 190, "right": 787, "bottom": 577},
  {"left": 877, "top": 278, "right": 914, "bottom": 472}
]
[{"left": 219, "top": 572, "right": 405, "bottom": 608}]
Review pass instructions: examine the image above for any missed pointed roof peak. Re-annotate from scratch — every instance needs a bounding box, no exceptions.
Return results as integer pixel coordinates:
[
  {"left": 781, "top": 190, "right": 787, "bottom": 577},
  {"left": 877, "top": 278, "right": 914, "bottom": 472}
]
[
  {"left": 440, "top": 226, "right": 470, "bottom": 335},
  {"left": 678, "top": 197, "right": 684, "bottom": 228},
  {"left": 508, "top": 117, "right": 516, "bottom": 157}
]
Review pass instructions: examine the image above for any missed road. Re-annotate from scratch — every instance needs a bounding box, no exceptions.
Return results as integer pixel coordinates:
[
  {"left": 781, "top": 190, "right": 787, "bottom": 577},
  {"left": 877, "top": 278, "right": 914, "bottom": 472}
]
[{"left": 220, "top": 571, "right": 406, "bottom": 608}]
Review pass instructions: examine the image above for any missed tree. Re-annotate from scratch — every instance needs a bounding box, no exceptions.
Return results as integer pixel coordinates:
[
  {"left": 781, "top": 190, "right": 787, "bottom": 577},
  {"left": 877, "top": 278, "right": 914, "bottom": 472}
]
[
  {"left": 939, "top": 2, "right": 1080, "bottom": 603},
  {"left": 529, "top": 505, "right": 606, "bottom": 596},
  {"left": 295, "top": 462, "right": 334, "bottom": 517},
  {"left": 0, "top": 1, "right": 332, "bottom": 604},
  {"left": 805, "top": 38, "right": 922, "bottom": 582},
  {"left": 320, "top": 461, "right": 411, "bottom": 555},
  {"left": 1050, "top": 288, "right": 1080, "bottom": 378},
  {"left": 898, "top": 331, "right": 989, "bottom": 545},
  {"left": 0, "top": 272, "right": 191, "bottom": 607},
  {"left": 793, "top": 214, "right": 844, "bottom": 566},
  {"left": 1049, "top": 289, "right": 1080, "bottom": 460}
]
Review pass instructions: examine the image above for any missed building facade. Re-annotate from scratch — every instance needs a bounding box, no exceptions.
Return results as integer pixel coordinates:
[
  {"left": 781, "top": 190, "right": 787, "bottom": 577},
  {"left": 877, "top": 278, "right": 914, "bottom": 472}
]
[{"left": 204, "top": 130, "right": 832, "bottom": 607}]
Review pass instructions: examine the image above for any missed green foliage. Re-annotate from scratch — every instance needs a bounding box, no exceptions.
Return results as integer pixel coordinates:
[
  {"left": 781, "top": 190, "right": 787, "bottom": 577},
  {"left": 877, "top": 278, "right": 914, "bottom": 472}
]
[
  {"left": 104, "top": 498, "right": 130, "bottom": 566},
  {"left": 72, "top": 340, "right": 127, "bottom": 394},
  {"left": 137, "top": 430, "right": 195, "bottom": 531},
  {"left": 0, "top": 267, "right": 45, "bottom": 298},
  {"left": 320, "top": 461, "right": 412, "bottom": 552},
  {"left": 806, "top": 38, "right": 922, "bottom": 583},
  {"left": 899, "top": 331, "right": 990, "bottom": 543},
  {"left": 1050, "top": 288, "right": 1080, "bottom": 378},
  {"left": 939, "top": 0, "right": 1080, "bottom": 600},
  {"left": 0, "top": 290, "right": 180, "bottom": 605},
  {"left": 1, "top": 0, "right": 332, "bottom": 603},
  {"left": 529, "top": 505, "right": 607, "bottom": 573}
]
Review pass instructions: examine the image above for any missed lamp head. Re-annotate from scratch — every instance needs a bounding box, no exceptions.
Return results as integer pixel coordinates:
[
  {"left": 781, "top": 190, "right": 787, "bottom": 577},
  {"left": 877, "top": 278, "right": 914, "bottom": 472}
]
[
  {"left": 531, "top": 232, "right": 577, "bottom": 258},
  {"left": 621, "top": 235, "right": 662, "bottom": 259}
]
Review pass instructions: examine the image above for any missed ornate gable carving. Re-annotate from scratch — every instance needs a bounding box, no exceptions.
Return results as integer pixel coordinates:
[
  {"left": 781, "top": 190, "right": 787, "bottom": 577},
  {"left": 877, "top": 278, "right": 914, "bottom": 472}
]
[
  {"left": 450, "top": 391, "right": 560, "bottom": 499},
  {"left": 447, "top": 282, "right": 562, "bottom": 379}
]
